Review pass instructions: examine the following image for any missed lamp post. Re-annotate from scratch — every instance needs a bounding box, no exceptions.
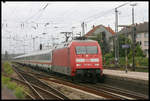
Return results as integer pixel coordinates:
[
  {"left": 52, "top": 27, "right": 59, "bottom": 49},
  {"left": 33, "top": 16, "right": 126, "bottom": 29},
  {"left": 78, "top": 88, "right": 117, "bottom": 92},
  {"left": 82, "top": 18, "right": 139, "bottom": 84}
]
[
  {"left": 31, "top": 35, "right": 38, "bottom": 51},
  {"left": 115, "top": 8, "right": 119, "bottom": 65},
  {"left": 130, "top": 3, "right": 137, "bottom": 71},
  {"left": 114, "top": 3, "right": 129, "bottom": 65},
  {"left": 13, "top": 38, "right": 23, "bottom": 54}
]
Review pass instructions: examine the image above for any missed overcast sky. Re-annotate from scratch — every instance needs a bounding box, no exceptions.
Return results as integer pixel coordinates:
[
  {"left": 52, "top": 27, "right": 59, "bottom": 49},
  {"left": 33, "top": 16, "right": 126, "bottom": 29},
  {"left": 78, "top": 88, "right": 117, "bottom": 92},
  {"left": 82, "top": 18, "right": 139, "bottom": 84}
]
[{"left": 2, "top": 1, "right": 149, "bottom": 54}]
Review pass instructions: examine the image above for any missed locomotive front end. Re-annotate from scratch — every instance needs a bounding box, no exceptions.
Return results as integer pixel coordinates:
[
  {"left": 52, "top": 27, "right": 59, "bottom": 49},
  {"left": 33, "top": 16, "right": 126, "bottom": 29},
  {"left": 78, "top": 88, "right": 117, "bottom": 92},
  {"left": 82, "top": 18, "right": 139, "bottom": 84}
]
[{"left": 71, "top": 40, "right": 104, "bottom": 83}]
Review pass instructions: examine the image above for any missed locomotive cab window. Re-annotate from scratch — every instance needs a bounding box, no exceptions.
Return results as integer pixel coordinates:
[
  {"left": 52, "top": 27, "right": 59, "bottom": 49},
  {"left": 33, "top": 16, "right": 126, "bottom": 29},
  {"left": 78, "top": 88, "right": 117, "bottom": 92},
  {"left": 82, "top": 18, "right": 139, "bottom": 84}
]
[
  {"left": 76, "top": 46, "right": 86, "bottom": 54},
  {"left": 86, "top": 46, "right": 98, "bottom": 54},
  {"left": 76, "top": 46, "right": 98, "bottom": 54}
]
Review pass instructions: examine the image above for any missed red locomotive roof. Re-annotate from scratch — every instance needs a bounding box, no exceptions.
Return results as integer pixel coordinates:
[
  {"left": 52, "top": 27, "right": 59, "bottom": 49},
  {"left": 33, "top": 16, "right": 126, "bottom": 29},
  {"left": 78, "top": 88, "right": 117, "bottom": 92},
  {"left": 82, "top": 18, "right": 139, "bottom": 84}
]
[
  {"left": 72, "top": 40, "right": 97, "bottom": 42},
  {"left": 68, "top": 40, "right": 98, "bottom": 47}
]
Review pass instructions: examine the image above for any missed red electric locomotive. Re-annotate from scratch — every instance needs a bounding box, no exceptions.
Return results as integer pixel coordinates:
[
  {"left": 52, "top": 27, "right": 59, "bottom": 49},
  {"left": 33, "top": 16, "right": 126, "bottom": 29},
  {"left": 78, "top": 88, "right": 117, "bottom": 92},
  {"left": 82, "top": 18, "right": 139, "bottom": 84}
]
[
  {"left": 51, "top": 40, "right": 104, "bottom": 82},
  {"left": 13, "top": 39, "right": 104, "bottom": 83}
]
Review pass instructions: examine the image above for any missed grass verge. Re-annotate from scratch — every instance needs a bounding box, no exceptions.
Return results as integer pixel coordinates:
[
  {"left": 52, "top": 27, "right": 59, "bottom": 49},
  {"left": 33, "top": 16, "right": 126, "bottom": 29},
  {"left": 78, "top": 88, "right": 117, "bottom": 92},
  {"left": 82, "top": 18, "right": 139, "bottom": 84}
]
[{"left": 2, "top": 61, "right": 25, "bottom": 99}]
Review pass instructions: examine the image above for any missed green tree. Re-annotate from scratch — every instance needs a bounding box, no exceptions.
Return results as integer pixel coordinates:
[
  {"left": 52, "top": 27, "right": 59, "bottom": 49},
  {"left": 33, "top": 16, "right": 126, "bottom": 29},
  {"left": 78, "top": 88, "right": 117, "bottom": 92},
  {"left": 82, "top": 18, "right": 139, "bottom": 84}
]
[
  {"left": 88, "top": 32, "right": 110, "bottom": 56},
  {"left": 101, "top": 32, "right": 110, "bottom": 55},
  {"left": 135, "top": 43, "right": 145, "bottom": 57},
  {"left": 118, "top": 34, "right": 132, "bottom": 57},
  {"left": 128, "top": 43, "right": 145, "bottom": 58}
]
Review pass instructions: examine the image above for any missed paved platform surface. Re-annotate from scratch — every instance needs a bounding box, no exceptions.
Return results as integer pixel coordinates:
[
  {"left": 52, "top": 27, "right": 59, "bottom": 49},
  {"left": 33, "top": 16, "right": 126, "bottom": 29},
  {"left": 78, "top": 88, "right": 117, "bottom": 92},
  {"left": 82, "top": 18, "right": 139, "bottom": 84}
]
[{"left": 103, "top": 69, "right": 149, "bottom": 81}]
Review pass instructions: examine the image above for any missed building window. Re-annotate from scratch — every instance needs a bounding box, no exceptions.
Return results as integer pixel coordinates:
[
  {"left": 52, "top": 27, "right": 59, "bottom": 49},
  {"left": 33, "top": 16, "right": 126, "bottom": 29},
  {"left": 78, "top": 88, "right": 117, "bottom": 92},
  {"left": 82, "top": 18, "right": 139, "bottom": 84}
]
[
  {"left": 144, "top": 32, "right": 148, "bottom": 38},
  {"left": 144, "top": 49, "right": 148, "bottom": 56},
  {"left": 136, "top": 34, "right": 141, "bottom": 38},
  {"left": 144, "top": 41, "right": 149, "bottom": 46},
  {"left": 137, "top": 41, "right": 142, "bottom": 45}
]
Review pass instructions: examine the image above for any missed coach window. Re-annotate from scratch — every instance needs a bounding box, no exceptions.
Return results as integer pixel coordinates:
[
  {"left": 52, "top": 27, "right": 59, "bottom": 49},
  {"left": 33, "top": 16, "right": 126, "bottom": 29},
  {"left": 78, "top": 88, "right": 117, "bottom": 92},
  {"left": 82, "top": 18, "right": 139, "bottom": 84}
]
[
  {"left": 47, "top": 53, "right": 51, "bottom": 60},
  {"left": 44, "top": 53, "right": 49, "bottom": 60}
]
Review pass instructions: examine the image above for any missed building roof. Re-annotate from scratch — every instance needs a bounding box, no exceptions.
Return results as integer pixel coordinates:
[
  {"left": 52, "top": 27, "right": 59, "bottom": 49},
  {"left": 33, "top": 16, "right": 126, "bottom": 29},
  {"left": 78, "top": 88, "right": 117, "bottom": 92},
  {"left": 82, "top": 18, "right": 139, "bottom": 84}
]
[
  {"left": 84, "top": 25, "right": 115, "bottom": 37},
  {"left": 118, "top": 22, "right": 148, "bottom": 34}
]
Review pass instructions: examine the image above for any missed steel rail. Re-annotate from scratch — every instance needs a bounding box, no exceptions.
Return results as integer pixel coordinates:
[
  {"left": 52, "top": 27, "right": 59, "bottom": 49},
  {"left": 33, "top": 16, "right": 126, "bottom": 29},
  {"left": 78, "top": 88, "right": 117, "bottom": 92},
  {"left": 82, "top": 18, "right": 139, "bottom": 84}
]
[
  {"left": 24, "top": 90, "right": 35, "bottom": 100},
  {"left": 12, "top": 66, "right": 45, "bottom": 99},
  {"left": 12, "top": 63, "right": 118, "bottom": 99},
  {"left": 40, "top": 78, "right": 122, "bottom": 99},
  {"left": 10, "top": 76, "right": 64, "bottom": 100},
  {"left": 12, "top": 65, "right": 69, "bottom": 100},
  {"left": 12, "top": 62, "right": 148, "bottom": 100},
  {"left": 79, "top": 84, "right": 132, "bottom": 100},
  {"left": 95, "top": 83, "right": 148, "bottom": 99}
]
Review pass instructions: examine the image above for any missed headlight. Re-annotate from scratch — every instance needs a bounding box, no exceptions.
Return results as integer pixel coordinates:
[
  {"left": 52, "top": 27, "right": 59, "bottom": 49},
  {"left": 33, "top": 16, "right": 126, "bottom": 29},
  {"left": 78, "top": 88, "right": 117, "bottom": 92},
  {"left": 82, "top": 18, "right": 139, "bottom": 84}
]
[
  {"left": 95, "top": 64, "right": 99, "bottom": 66},
  {"left": 76, "top": 58, "right": 85, "bottom": 62},
  {"left": 90, "top": 58, "right": 99, "bottom": 62},
  {"left": 76, "top": 64, "right": 81, "bottom": 66}
]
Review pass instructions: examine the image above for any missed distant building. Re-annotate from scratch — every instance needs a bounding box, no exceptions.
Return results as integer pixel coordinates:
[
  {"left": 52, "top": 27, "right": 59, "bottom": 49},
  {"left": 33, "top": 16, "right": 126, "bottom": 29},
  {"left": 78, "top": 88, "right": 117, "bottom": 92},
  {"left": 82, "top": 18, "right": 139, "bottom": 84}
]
[
  {"left": 84, "top": 25, "right": 115, "bottom": 51},
  {"left": 118, "top": 22, "right": 149, "bottom": 57}
]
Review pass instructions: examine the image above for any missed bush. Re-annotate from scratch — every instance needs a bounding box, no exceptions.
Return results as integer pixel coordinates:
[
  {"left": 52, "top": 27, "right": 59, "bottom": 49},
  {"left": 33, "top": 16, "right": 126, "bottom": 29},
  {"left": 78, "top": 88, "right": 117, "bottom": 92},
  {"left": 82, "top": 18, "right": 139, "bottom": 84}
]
[
  {"left": 2, "top": 76, "right": 10, "bottom": 85},
  {"left": 7, "top": 82, "right": 17, "bottom": 90},
  {"left": 119, "top": 57, "right": 126, "bottom": 65},
  {"left": 104, "top": 53, "right": 113, "bottom": 59},
  {"left": 3, "top": 62, "right": 13, "bottom": 75},
  {"left": 135, "top": 57, "right": 148, "bottom": 66},
  {"left": 127, "top": 57, "right": 148, "bottom": 66},
  {"left": 103, "top": 53, "right": 115, "bottom": 65},
  {"left": 103, "top": 56, "right": 148, "bottom": 67},
  {"left": 14, "top": 87, "right": 25, "bottom": 99},
  {"left": 109, "top": 63, "right": 115, "bottom": 67},
  {"left": 2, "top": 76, "right": 25, "bottom": 99}
]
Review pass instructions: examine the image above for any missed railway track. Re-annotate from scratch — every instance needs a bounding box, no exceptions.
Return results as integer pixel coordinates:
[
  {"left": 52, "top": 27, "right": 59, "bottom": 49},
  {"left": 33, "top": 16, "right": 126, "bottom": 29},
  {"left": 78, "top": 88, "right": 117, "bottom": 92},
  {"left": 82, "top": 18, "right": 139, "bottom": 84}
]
[
  {"left": 12, "top": 63, "right": 148, "bottom": 100},
  {"left": 40, "top": 77, "right": 148, "bottom": 100},
  {"left": 93, "top": 83, "right": 148, "bottom": 99},
  {"left": 11, "top": 65, "right": 70, "bottom": 100},
  {"left": 23, "top": 90, "right": 35, "bottom": 99},
  {"left": 79, "top": 83, "right": 148, "bottom": 100}
]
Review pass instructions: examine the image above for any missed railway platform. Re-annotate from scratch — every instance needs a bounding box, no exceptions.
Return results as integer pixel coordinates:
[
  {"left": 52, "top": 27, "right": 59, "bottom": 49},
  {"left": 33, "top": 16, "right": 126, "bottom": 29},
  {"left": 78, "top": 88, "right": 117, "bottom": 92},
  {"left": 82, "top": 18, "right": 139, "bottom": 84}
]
[
  {"left": 103, "top": 69, "right": 149, "bottom": 96},
  {"left": 103, "top": 69, "right": 149, "bottom": 81}
]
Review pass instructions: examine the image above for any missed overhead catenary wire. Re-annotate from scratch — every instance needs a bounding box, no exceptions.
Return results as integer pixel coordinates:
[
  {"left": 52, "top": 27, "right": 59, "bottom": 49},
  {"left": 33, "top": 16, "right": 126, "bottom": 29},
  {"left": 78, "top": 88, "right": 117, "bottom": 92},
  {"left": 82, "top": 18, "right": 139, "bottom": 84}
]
[
  {"left": 2, "top": 2, "right": 148, "bottom": 54},
  {"left": 56, "top": 3, "right": 125, "bottom": 35},
  {"left": 3, "top": 3, "right": 113, "bottom": 34},
  {"left": 23, "top": 3, "right": 50, "bottom": 23},
  {"left": 2, "top": 2, "right": 128, "bottom": 35}
]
